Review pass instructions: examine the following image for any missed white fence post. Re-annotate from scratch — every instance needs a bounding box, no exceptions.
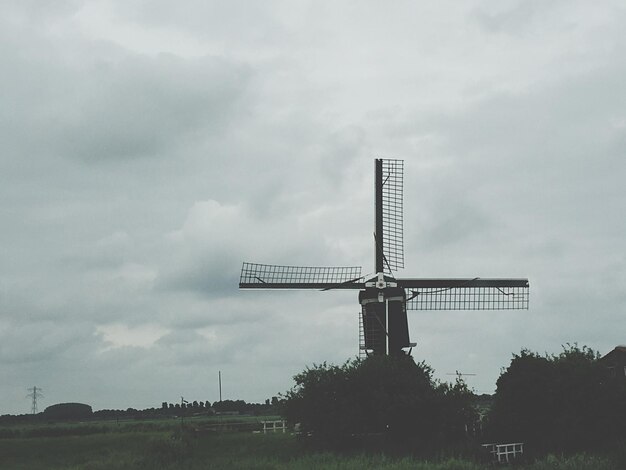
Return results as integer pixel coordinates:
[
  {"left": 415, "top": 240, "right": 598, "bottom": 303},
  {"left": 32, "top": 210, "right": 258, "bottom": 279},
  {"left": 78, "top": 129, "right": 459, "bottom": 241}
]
[
  {"left": 261, "top": 420, "right": 286, "bottom": 434},
  {"left": 482, "top": 442, "right": 524, "bottom": 463}
]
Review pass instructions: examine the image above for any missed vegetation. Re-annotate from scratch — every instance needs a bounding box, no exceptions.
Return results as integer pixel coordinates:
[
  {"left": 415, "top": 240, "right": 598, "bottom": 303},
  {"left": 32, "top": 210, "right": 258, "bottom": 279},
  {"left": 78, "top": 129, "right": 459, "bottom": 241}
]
[
  {"left": 3, "top": 344, "right": 626, "bottom": 468},
  {"left": 282, "top": 355, "right": 475, "bottom": 451},
  {"left": 0, "top": 398, "right": 279, "bottom": 428},
  {"left": 0, "top": 414, "right": 280, "bottom": 440},
  {"left": 487, "top": 344, "right": 626, "bottom": 453},
  {"left": 2, "top": 425, "right": 626, "bottom": 469}
]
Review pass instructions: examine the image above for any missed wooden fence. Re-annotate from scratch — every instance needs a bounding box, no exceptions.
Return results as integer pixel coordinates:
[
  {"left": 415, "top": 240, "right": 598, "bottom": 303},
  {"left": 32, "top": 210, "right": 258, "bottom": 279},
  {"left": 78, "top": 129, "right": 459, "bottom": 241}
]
[
  {"left": 261, "top": 420, "right": 286, "bottom": 434},
  {"left": 481, "top": 442, "right": 524, "bottom": 463}
]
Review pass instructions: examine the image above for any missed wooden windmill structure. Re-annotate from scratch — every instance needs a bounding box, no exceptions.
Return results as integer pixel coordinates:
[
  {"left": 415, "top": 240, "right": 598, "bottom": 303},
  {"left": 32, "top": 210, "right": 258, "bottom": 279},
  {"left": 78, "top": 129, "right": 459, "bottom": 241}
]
[{"left": 240, "top": 159, "right": 529, "bottom": 357}]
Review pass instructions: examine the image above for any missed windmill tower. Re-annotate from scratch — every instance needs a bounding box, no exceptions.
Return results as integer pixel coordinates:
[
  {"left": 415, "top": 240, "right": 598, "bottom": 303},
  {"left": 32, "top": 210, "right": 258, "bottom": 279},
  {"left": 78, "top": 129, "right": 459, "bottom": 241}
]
[{"left": 240, "top": 159, "right": 529, "bottom": 356}]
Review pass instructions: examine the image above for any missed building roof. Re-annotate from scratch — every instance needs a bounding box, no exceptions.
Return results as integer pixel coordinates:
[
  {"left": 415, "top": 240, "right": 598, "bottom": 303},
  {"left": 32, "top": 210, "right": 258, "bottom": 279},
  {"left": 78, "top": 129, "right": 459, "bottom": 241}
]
[{"left": 600, "top": 346, "right": 626, "bottom": 363}]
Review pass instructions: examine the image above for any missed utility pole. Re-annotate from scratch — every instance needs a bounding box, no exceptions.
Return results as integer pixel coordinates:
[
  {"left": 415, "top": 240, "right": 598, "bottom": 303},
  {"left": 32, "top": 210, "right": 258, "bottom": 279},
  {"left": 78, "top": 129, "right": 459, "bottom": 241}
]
[
  {"left": 26, "top": 386, "right": 43, "bottom": 414},
  {"left": 218, "top": 370, "right": 222, "bottom": 402},
  {"left": 180, "top": 396, "right": 188, "bottom": 429}
]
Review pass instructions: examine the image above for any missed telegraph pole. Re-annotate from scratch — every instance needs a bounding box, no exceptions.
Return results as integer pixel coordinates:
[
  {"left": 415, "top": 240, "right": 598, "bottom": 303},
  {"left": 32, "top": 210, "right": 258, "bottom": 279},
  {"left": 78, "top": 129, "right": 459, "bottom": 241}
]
[
  {"left": 26, "top": 386, "right": 44, "bottom": 414},
  {"left": 218, "top": 371, "right": 222, "bottom": 402},
  {"left": 180, "top": 396, "right": 188, "bottom": 428}
]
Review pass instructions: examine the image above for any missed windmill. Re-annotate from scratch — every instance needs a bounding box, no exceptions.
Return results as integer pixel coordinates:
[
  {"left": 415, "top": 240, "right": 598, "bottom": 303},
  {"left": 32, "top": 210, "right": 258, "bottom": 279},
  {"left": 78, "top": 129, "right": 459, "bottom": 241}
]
[{"left": 239, "top": 159, "right": 528, "bottom": 357}]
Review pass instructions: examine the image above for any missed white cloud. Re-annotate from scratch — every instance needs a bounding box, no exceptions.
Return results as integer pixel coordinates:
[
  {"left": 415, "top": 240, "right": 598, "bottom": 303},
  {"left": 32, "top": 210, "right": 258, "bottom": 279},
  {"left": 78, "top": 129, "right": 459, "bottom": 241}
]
[{"left": 97, "top": 323, "right": 169, "bottom": 350}]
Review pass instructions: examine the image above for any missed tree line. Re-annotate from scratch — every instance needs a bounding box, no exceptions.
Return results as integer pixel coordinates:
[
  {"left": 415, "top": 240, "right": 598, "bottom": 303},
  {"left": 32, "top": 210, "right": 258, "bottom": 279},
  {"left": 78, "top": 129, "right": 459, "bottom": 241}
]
[
  {"left": 159, "top": 398, "right": 280, "bottom": 415},
  {"left": 281, "top": 344, "right": 626, "bottom": 455},
  {"left": 0, "top": 397, "right": 280, "bottom": 424}
]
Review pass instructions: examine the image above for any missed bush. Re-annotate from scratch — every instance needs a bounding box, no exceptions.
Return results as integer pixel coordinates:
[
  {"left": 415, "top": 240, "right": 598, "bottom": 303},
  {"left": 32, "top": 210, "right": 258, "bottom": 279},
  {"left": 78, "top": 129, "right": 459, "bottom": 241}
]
[
  {"left": 487, "top": 345, "right": 625, "bottom": 452},
  {"left": 282, "top": 355, "right": 475, "bottom": 450}
]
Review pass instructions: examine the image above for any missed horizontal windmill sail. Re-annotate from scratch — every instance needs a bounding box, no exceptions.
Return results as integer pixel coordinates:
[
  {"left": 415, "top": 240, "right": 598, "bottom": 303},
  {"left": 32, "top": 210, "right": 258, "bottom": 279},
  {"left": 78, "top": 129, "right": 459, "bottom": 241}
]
[
  {"left": 239, "top": 262, "right": 364, "bottom": 289},
  {"left": 400, "top": 278, "right": 529, "bottom": 310}
]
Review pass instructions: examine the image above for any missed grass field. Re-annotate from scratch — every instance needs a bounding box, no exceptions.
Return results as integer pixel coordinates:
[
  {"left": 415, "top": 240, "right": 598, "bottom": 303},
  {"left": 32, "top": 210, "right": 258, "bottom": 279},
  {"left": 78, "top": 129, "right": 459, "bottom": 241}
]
[
  {"left": 1, "top": 419, "right": 625, "bottom": 469},
  {"left": 0, "top": 414, "right": 281, "bottom": 438}
]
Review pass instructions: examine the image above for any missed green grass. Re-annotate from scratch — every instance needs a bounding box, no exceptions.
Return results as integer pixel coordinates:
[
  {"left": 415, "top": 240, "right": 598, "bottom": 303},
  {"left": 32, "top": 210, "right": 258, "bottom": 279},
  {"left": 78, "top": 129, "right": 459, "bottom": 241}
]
[
  {"left": 0, "top": 431, "right": 158, "bottom": 470},
  {"left": 1, "top": 426, "right": 626, "bottom": 469},
  {"left": 0, "top": 414, "right": 282, "bottom": 439},
  {"left": 0, "top": 432, "right": 481, "bottom": 470},
  {"left": 523, "top": 453, "right": 616, "bottom": 470}
]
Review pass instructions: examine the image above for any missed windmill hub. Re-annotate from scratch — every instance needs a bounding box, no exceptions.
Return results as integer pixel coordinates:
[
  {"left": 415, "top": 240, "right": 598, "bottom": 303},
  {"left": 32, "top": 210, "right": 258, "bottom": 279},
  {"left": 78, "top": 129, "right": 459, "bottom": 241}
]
[{"left": 365, "top": 273, "right": 397, "bottom": 290}]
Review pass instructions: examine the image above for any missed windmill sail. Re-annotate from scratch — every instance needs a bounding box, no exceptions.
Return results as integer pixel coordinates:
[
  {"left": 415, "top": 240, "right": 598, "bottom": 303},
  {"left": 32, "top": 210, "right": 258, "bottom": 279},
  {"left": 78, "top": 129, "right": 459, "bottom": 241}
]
[
  {"left": 399, "top": 278, "right": 529, "bottom": 310},
  {"left": 239, "top": 262, "right": 364, "bottom": 289},
  {"left": 379, "top": 159, "right": 404, "bottom": 273}
]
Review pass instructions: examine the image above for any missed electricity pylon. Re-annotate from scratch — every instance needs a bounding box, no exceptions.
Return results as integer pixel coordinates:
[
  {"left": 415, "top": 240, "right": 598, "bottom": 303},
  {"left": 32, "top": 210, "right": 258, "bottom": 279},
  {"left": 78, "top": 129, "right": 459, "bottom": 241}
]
[{"left": 26, "top": 386, "right": 44, "bottom": 414}]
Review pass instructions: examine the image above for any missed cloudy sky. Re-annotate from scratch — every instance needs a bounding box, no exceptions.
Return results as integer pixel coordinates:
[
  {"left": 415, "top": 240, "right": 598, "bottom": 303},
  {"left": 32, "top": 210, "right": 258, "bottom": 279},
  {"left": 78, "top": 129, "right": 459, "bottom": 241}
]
[{"left": 2, "top": 0, "right": 626, "bottom": 414}]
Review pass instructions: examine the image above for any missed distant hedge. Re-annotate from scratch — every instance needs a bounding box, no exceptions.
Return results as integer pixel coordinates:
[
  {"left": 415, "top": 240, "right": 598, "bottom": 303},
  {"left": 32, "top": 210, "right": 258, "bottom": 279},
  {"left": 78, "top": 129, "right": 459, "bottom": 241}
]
[{"left": 43, "top": 402, "right": 93, "bottom": 420}]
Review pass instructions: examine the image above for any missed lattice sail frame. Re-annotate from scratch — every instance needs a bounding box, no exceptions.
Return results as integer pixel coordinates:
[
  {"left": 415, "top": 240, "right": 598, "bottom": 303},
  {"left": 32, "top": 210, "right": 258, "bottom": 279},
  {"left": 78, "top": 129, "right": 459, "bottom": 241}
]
[
  {"left": 381, "top": 159, "right": 404, "bottom": 273},
  {"left": 239, "top": 262, "right": 363, "bottom": 289},
  {"left": 405, "top": 286, "right": 529, "bottom": 310},
  {"left": 239, "top": 262, "right": 529, "bottom": 310}
]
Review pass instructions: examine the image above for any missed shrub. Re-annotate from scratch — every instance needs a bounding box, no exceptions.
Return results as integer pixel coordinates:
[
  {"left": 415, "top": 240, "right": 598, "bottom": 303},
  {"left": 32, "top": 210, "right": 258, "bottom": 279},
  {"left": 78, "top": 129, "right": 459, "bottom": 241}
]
[
  {"left": 282, "top": 355, "right": 475, "bottom": 450},
  {"left": 488, "top": 345, "right": 625, "bottom": 452}
]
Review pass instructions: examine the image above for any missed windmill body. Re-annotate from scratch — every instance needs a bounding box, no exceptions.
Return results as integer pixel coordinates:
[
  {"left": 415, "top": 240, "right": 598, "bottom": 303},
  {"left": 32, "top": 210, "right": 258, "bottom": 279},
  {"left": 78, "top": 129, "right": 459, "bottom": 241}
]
[{"left": 239, "top": 159, "right": 529, "bottom": 356}]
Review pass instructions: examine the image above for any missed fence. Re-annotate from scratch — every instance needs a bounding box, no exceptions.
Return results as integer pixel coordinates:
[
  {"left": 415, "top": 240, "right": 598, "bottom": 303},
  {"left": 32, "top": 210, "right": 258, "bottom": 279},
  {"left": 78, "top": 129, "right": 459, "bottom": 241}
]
[
  {"left": 261, "top": 420, "right": 286, "bottom": 434},
  {"left": 482, "top": 442, "right": 524, "bottom": 463}
]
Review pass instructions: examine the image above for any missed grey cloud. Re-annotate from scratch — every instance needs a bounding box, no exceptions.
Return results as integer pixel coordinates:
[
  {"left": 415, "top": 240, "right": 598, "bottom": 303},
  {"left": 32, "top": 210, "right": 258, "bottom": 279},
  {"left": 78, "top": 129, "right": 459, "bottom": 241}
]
[
  {"left": 3, "top": 0, "right": 626, "bottom": 414},
  {"left": 0, "top": 1, "right": 83, "bottom": 24},
  {"left": 470, "top": 0, "right": 541, "bottom": 35},
  {"left": 117, "top": 0, "right": 291, "bottom": 47},
  {"left": 1, "top": 43, "right": 250, "bottom": 162},
  {"left": 0, "top": 320, "right": 94, "bottom": 365}
]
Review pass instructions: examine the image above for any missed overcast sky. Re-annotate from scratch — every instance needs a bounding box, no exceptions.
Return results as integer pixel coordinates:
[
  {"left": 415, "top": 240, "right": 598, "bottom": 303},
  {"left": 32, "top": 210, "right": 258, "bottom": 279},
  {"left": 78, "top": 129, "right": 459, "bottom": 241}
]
[{"left": 2, "top": 0, "right": 626, "bottom": 414}]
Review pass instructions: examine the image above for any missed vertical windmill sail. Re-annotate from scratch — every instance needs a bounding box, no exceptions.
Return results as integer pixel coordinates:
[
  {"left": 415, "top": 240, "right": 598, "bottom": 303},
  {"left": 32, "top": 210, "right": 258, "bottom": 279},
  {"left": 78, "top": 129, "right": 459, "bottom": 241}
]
[
  {"left": 380, "top": 159, "right": 404, "bottom": 273},
  {"left": 240, "top": 158, "right": 529, "bottom": 358}
]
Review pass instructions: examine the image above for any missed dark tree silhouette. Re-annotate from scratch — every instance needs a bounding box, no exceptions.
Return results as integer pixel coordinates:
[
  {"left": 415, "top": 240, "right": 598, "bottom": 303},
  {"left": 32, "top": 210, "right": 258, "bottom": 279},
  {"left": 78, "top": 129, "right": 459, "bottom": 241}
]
[
  {"left": 282, "top": 355, "right": 475, "bottom": 449},
  {"left": 488, "top": 345, "right": 624, "bottom": 452}
]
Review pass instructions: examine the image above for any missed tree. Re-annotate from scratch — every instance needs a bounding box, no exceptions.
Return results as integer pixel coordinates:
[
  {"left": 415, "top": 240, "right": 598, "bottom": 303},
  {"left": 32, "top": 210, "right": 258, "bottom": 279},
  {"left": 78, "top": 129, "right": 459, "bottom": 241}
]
[
  {"left": 488, "top": 349, "right": 553, "bottom": 444},
  {"left": 488, "top": 345, "right": 621, "bottom": 452},
  {"left": 437, "top": 377, "right": 478, "bottom": 442},
  {"left": 282, "top": 355, "right": 474, "bottom": 448}
]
